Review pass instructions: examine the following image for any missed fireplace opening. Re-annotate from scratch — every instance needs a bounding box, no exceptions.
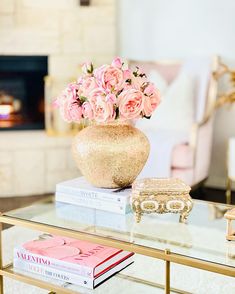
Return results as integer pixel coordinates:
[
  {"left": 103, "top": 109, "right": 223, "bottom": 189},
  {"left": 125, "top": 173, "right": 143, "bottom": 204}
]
[{"left": 0, "top": 56, "right": 48, "bottom": 130}]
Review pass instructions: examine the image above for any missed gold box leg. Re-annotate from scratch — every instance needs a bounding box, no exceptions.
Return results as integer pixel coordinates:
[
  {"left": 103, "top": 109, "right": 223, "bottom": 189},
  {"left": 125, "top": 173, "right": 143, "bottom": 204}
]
[{"left": 0, "top": 222, "right": 3, "bottom": 294}]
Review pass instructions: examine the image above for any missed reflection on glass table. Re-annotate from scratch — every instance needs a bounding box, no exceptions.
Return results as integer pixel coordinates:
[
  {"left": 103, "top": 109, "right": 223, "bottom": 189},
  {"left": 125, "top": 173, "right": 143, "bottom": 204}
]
[{"left": 4, "top": 198, "right": 235, "bottom": 269}]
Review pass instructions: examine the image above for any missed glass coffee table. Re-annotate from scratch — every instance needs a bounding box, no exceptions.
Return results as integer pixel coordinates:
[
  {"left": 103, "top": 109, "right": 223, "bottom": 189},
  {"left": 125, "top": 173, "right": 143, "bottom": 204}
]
[{"left": 0, "top": 197, "right": 235, "bottom": 294}]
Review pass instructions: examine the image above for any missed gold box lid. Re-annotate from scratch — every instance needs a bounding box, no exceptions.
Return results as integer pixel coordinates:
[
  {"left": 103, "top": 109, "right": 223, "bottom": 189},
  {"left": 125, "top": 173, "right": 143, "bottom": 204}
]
[
  {"left": 132, "top": 178, "right": 191, "bottom": 195},
  {"left": 224, "top": 208, "right": 235, "bottom": 220}
]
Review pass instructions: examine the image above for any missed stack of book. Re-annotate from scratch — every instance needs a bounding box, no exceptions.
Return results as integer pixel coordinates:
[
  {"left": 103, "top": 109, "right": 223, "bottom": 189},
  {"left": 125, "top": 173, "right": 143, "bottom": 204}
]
[
  {"left": 55, "top": 177, "right": 131, "bottom": 215},
  {"left": 14, "top": 235, "right": 134, "bottom": 289}
]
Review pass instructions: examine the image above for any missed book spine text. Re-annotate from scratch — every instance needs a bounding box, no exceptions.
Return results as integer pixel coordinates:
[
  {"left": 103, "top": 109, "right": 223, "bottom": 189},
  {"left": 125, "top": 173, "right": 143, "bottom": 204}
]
[
  {"left": 14, "top": 248, "right": 93, "bottom": 278},
  {"left": 56, "top": 192, "right": 130, "bottom": 214},
  {"left": 14, "top": 258, "right": 94, "bottom": 289},
  {"left": 57, "top": 186, "right": 130, "bottom": 204}
]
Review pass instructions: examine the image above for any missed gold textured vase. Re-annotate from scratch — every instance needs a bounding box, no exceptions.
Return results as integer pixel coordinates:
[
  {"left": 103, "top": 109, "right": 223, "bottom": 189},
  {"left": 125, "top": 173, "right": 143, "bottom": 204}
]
[{"left": 72, "top": 122, "right": 150, "bottom": 188}]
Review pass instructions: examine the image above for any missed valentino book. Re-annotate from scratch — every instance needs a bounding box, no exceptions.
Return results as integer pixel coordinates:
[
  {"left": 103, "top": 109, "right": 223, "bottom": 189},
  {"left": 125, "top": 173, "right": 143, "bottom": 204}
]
[{"left": 14, "top": 235, "right": 134, "bottom": 289}]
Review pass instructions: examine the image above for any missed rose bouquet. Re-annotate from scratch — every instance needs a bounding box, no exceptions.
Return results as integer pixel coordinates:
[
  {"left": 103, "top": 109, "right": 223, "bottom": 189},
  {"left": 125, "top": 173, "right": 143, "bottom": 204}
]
[{"left": 54, "top": 57, "right": 161, "bottom": 123}]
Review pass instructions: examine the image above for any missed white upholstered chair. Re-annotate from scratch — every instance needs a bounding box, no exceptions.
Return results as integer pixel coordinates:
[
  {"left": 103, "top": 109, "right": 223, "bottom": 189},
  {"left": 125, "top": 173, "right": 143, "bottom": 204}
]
[
  {"left": 226, "top": 137, "right": 235, "bottom": 203},
  {"left": 129, "top": 56, "right": 219, "bottom": 188}
]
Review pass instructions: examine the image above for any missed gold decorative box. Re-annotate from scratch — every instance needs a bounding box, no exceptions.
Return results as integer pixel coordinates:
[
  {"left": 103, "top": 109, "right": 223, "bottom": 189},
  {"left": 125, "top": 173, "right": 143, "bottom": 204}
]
[
  {"left": 224, "top": 208, "right": 235, "bottom": 241},
  {"left": 131, "top": 178, "right": 193, "bottom": 223}
]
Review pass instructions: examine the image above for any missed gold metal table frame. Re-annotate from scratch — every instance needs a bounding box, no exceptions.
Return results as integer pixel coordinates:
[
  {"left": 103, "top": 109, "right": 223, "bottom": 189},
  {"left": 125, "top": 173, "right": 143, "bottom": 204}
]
[{"left": 0, "top": 198, "right": 235, "bottom": 294}]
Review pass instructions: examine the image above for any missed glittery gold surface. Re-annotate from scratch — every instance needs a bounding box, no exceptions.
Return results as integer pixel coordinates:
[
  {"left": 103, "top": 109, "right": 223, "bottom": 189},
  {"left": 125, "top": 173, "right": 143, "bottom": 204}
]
[
  {"left": 72, "top": 123, "right": 150, "bottom": 188},
  {"left": 131, "top": 178, "right": 193, "bottom": 223},
  {"left": 132, "top": 178, "right": 191, "bottom": 195}
]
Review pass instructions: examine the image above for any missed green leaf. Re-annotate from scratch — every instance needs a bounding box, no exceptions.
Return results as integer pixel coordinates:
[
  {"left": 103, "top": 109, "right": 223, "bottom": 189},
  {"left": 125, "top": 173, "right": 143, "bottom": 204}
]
[
  {"left": 133, "top": 71, "right": 138, "bottom": 77},
  {"left": 87, "top": 62, "right": 94, "bottom": 74},
  {"left": 80, "top": 96, "right": 88, "bottom": 103}
]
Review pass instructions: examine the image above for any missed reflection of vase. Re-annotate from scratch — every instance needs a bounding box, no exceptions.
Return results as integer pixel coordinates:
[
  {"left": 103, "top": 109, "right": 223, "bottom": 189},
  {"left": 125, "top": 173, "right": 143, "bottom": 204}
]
[{"left": 72, "top": 122, "right": 150, "bottom": 188}]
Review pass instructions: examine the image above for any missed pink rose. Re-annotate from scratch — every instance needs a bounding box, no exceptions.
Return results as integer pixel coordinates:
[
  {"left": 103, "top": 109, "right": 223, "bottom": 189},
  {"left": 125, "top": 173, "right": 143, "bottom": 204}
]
[
  {"left": 118, "top": 89, "right": 144, "bottom": 120},
  {"left": 122, "top": 82, "right": 132, "bottom": 91},
  {"left": 67, "top": 82, "right": 80, "bottom": 99},
  {"left": 56, "top": 82, "right": 83, "bottom": 122},
  {"left": 55, "top": 83, "right": 78, "bottom": 108},
  {"left": 143, "top": 88, "right": 161, "bottom": 117},
  {"left": 144, "top": 83, "right": 155, "bottom": 96},
  {"left": 123, "top": 69, "right": 131, "bottom": 80},
  {"left": 82, "top": 102, "right": 93, "bottom": 119},
  {"left": 56, "top": 58, "right": 159, "bottom": 124},
  {"left": 94, "top": 65, "right": 124, "bottom": 93},
  {"left": 70, "top": 105, "right": 83, "bottom": 122},
  {"left": 106, "top": 93, "right": 117, "bottom": 104},
  {"left": 89, "top": 89, "right": 115, "bottom": 122},
  {"left": 111, "top": 57, "right": 122, "bottom": 68},
  {"left": 134, "top": 66, "right": 145, "bottom": 76},
  {"left": 93, "top": 64, "right": 107, "bottom": 81},
  {"left": 79, "top": 77, "right": 98, "bottom": 97},
  {"left": 131, "top": 75, "right": 147, "bottom": 91},
  {"left": 60, "top": 99, "right": 82, "bottom": 123}
]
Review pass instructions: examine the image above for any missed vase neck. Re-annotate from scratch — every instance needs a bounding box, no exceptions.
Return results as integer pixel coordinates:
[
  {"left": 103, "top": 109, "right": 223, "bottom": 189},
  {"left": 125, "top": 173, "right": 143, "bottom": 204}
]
[{"left": 94, "top": 119, "right": 134, "bottom": 126}]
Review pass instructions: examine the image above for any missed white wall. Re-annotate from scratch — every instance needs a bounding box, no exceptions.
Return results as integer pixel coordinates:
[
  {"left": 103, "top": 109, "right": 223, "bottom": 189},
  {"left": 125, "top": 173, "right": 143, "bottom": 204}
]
[{"left": 118, "top": 0, "right": 235, "bottom": 189}]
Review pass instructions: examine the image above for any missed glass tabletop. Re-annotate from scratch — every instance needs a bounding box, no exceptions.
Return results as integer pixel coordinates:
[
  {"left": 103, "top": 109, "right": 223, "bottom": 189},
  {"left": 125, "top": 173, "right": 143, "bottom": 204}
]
[{"left": 3, "top": 197, "right": 235, "bottom": 269}]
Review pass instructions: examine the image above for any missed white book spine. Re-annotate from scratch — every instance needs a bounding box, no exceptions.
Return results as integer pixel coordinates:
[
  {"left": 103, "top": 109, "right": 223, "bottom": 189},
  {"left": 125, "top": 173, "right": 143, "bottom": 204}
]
[
  {"left": 14, "top": 247, "right": 93, "bottom": 278},
  {"left": 56, "top": 192, "right": 130, "bottom": 215},
  {"left": 14, "top": 258, "right": 94, "bottom": 289},
  {"left": 56, "top": 185, "right": 130, "bottom": 205}
]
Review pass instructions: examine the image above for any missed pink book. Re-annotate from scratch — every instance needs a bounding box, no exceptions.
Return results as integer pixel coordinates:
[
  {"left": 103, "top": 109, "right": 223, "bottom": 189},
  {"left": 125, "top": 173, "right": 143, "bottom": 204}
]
[{"left": 14, "top": 235, "right": 133, "bottom": 278}]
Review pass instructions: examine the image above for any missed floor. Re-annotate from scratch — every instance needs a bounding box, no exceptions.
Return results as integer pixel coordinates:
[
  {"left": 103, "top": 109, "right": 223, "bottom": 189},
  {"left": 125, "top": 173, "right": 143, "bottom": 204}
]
[
  {"left": 0, "top": 194, "right": 48, "bottom": 230},
  {"left": 0, "top": 194, "right": 48, "bottom": 213},
  {"left": 191, "top": 187, "right": 235, "bottom": 204}
]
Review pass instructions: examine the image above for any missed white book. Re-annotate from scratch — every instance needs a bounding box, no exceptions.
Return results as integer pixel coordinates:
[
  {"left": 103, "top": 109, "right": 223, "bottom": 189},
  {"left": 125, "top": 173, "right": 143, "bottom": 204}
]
[
  {"left": 55, "top": 203, "right": 133, "bottom": 232},
  {"left": 56, "top": 177, "right": 131, "bottom": 205},
  {"left": 56, "top": 192, "right": 131, "bottom": 215},
  {"left": 14, "top": 256, "right": 134, "bottom": 289},
  {"left": 14, "top": 246, "right": 133, "bottom": 278}
]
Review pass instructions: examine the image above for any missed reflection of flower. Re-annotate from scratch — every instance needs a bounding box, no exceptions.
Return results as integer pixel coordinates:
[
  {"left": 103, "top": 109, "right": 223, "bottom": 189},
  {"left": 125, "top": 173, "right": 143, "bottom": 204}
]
[{"left": 54, "top": 57, "right": 161, "bottom": 123}]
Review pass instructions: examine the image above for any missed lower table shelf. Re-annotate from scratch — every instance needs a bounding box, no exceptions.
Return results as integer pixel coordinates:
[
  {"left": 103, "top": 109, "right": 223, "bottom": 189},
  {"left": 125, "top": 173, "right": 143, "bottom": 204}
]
[{"left": 0, "top": 263, "right": 189, "bottom": 294}]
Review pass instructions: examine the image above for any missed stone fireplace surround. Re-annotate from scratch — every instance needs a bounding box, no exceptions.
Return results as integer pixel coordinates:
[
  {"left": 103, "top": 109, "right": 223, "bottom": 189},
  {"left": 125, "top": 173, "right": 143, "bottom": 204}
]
[
  {"left": 0, "top": 131, "right": 79, "bottom": 197},
  {"left": 0, "top": 0, "right": 116, "bottom": 197}
]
